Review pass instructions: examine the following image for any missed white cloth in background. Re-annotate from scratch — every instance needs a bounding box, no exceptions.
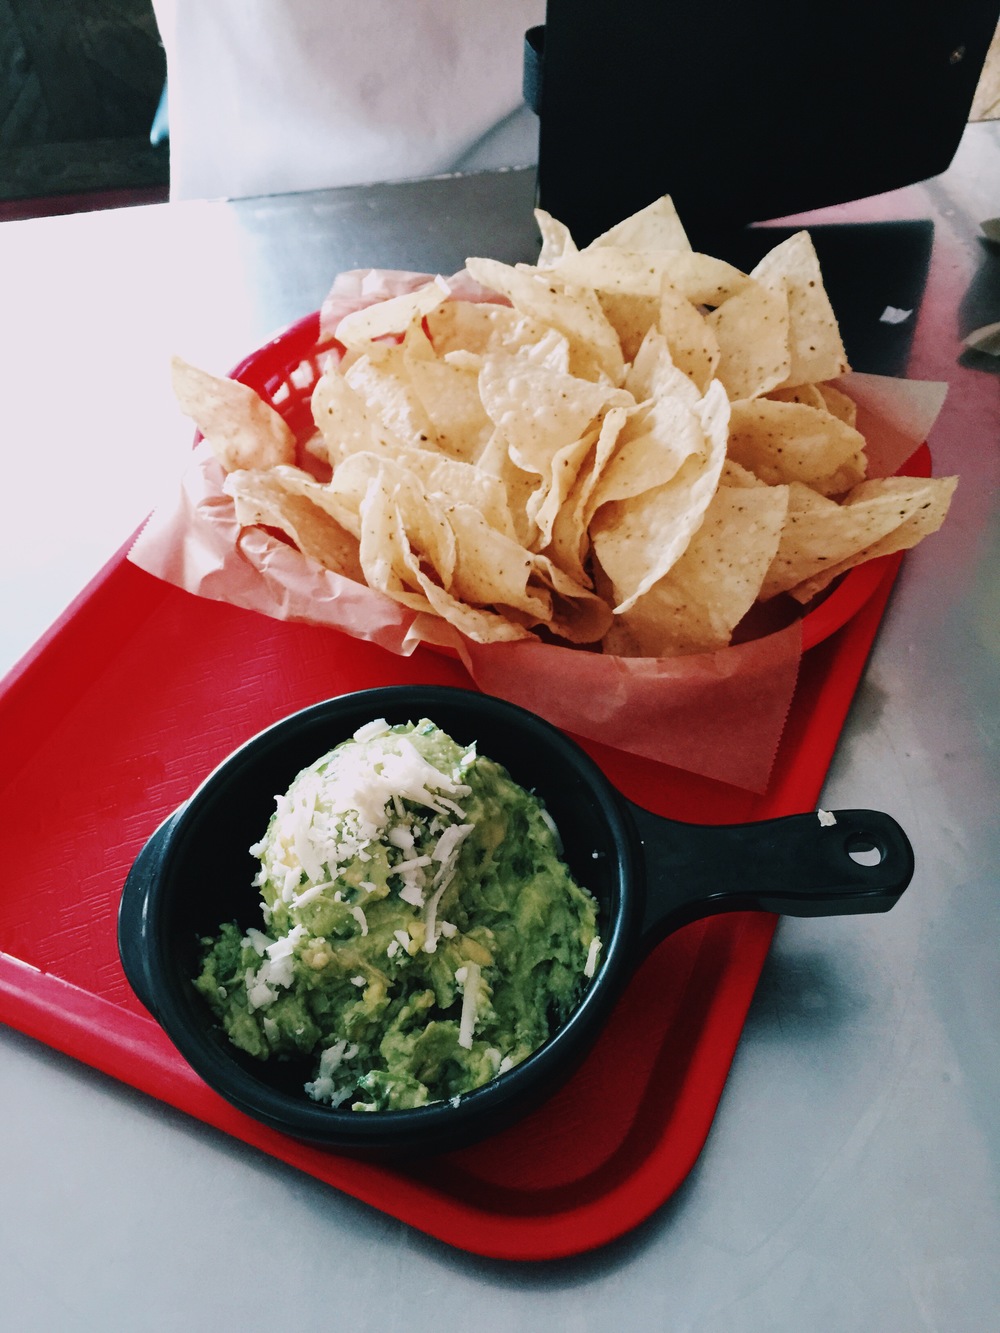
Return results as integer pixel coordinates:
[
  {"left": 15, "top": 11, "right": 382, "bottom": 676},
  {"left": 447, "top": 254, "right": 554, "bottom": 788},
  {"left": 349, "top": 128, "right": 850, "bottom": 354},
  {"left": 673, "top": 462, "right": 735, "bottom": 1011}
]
[{"left": 151, "top": 0, "right": 545, "bottom": 200}]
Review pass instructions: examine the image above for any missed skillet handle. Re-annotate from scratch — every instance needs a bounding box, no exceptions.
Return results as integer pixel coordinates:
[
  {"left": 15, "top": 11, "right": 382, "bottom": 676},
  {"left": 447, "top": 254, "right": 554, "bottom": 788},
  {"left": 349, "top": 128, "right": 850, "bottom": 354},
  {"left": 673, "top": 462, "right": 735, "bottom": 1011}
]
[{"left": 629, "top": 805, "right": 915, "bottom": 955}]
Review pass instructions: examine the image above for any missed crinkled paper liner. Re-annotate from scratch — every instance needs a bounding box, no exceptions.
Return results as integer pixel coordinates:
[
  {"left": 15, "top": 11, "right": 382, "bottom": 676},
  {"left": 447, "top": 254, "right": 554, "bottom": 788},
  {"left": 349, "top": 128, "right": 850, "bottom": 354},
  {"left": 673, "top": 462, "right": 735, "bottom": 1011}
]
[{"left": 129, "top": 272, "right": 946, "bottom": 794}]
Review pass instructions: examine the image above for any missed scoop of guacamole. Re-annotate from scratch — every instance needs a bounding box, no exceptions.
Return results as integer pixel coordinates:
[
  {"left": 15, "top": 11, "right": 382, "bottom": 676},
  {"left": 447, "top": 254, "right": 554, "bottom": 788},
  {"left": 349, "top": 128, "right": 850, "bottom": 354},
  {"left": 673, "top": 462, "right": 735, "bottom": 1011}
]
[{"left": 194, "top": 718, "right": 602, "bottom": 1111}]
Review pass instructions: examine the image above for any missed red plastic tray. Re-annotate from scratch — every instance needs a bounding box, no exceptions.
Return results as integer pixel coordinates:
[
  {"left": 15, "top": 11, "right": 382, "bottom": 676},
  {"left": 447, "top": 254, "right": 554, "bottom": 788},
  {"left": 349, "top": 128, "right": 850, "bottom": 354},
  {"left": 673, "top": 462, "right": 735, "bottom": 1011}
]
[
  {"left": 0, "top": 311, "right": 924, "bottom": 1260},
  {"left": 0, "top": 541, "right": 905, "bottom": 1260}
]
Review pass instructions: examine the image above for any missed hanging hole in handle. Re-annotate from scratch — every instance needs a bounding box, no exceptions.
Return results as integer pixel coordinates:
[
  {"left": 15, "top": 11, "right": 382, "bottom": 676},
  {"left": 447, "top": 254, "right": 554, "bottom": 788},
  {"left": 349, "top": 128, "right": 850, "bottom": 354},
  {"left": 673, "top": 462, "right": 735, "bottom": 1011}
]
[{"left": 846, "top": 832, "right": 885, "bottom": 867}]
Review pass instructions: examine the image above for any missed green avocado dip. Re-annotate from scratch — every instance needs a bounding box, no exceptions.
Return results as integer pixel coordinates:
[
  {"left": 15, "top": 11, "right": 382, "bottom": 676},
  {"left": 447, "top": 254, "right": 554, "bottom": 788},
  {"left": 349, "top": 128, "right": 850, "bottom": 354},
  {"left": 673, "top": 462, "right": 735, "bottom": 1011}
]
[{"left": 193, "top": 718, "right": 602, "bottom": 1112}]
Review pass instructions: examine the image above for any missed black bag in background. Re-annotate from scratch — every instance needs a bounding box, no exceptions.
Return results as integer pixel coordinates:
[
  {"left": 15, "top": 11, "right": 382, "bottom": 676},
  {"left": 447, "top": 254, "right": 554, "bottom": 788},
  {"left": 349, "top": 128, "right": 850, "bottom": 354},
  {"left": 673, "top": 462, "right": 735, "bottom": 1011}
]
[{"left": 526, "top": 1, "right": 1000, "bottom": 250}]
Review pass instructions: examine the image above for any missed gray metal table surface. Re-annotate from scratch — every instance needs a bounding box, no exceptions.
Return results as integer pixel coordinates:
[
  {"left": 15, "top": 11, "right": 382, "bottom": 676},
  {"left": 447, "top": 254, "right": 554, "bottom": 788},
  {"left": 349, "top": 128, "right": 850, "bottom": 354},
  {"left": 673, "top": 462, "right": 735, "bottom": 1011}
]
[{"left": 0, "top": 126, "right": 997, "bottom": 1331}]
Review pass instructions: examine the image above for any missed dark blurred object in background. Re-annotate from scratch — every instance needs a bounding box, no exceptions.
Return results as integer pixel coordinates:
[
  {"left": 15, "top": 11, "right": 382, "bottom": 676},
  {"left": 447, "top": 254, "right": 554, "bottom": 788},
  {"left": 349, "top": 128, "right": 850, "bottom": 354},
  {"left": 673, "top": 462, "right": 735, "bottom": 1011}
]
[
  {"left": 0, "top": 0, "right": 167, "bottom": 218},
  {"left": 530, "top": 1, "right": 1000, "bottom": 251}
]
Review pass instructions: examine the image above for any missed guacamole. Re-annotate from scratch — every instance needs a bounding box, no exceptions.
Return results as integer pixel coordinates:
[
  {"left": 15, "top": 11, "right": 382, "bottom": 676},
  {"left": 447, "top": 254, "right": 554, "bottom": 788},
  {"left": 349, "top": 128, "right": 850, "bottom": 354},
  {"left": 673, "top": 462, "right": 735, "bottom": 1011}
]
[{"left": 194, "top": 718, "right": 602, "bottom": 1111}]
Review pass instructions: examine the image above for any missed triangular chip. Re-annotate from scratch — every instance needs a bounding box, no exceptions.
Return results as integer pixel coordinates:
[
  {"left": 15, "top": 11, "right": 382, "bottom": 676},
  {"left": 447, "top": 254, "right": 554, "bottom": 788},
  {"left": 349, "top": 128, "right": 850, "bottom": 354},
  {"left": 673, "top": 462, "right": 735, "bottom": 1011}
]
[
  {"left": 223, "top": 468, "right": 362, "bottom": 581},
  {"left": 334, "top": 277, "right": 451, "bottom": 349},
  {"left": 728, "top": 399, "right": 867, "bottom": 496},
  {"left": 590, "top": 379, "right": 730, "bottom": 613},
  {"left": 706, "top": 278, "right": 790, "bottom": 399},
  {"left": 545, "top": 407, "right": 629, "bottom": 583},
  {"left": 534, "top": 208, "right": 579, "bottom": 265},
  {"left": 657, "top": 283, "right": 721, "bottom": 393},
  {"left": 587, "top": 391, "right": 704, "bottom": 513},
  {"left": 477, "top": 350, "right": 629, "bottom": 479},
  {"left": 328, "top": 453, "right": 457, "bottom": 587},
  {"left": 401, "top": 343, "right": 492, "bottom": 462},
  {"left": 343, "top": 341, "right": 437, "bottom": 448},
  {"left": 751, "top": 231, "right": 849, "bottom": 387},
  {"left": 424, "top": 300, "right": 556, "bottom": 360},
  {"left": 786, "top": 474, "right": 958, "bottom": 602},
  {"left": 171, "top": 356, "right": 296, "bottom": 473},
  {"left": 603, "top": 482, "right": 789, "bottom": 655},
  {"left": 444, "top": 503, "right": 551, "bottom": 620},
  {"left": 586, "top": 195, "right": 691, "bottom": 252},
  {"left": 464, "top": 256, "right": 625, "bottom": 384},
  {"left": 311, "top": 363, "right": 409, "bottom": 465}
]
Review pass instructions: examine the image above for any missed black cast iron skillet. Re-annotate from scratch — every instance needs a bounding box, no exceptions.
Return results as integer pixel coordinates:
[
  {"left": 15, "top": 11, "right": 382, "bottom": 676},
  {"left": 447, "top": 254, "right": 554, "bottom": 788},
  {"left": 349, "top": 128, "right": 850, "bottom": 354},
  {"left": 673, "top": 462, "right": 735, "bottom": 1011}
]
[{"left": 118, "top": 685, "right": 914, "bottom": 1157}]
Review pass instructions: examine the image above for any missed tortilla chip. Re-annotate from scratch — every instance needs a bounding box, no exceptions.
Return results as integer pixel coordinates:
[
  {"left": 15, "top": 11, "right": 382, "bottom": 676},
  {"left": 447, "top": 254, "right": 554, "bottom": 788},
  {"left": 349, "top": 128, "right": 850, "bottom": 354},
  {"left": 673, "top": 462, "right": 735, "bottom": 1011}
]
[
  {"left": 586, "top": 194, "right": 691, "bottom": 252},
  {"left": 475, "top": 428, "right": 541, "bottom": 549},
  {"left": 638, "top": 251, "right": 751, "bottom": 307},
  {"left": 342, "top": 341, "right": 439, "bottom": 448},
  {"left": 760, "top": 475, "right": 956, "bottom": 601},
  {"left": 444, "top": 502, "right": 551, "bottom": 620},
  {"left": 311, "top": 363, "right": 411, "bottom": 466},
  {"left": 477, "top": 350, "right": 628, "bottom": 480},
  {"left": 766, "top": 383, "right": 827, "bottom": 410},
  {"left": 545, "top": 407, "right": 629, "bottom": 583},
  {"left": 751, "top": 231, "right": 850, "bottom": 387},
  {"left": 401, "top": 451, "right": 518, "bottom": 541},
  {"left": 590, "top": 379, "right": 730, "bottom": 613},
  {"left": 171, "top": 356, "right": 296, "bottom": 472},
  {"left": 625, "top": 328, "right": 699, "bottom": 403},
  {"left": 401, "top": 343, "right": 492, "bottom": 462},
  {"left": 328, "top": 453, "right": 457, "bottom": 587},
  {"left": 464, "top": 256, "right": 625, "bottom": 384},
  {"left": 706, "top": 278, "right": 790, "bottom": 400},
  {"left": 334, "top": 277, "right": 451, "bottom": 349},
  {"left": 728, "top": 399, "right": 867, "bottom": 496},
  {"left": 223, "top": 468, "right": 362, "bottom": 580},
  {"left": 529, "top": 551, "right": 615, "bottom": 644},
  {"left": 534, "top": 208, "right": 579, "bottom": 266},
  {"left": 424, "top": 300, "right": 555, "bottom": 360},
  {"left": 657, "top": 283, "right": 721, "bottom": 392},
  {"left": 596, "top": 289, "right": 664, "bottom": 364},
  {"left": 603, "top": 482, "right": 789, "bottom": 655},
  {"left": 587, "top": 390, "right": 704, "bottom": 512},
  {"left": 356, "top": 475, "right": 530, "bottom": 643},
  {"left": 787, "top": 474, "right": 958, "bottom": 602},
  {"left": 720, "top": 457, "right": 767, "bottom": 488},
  {"left": 815, "top": 381, "right": 858, "bottom": 427}
]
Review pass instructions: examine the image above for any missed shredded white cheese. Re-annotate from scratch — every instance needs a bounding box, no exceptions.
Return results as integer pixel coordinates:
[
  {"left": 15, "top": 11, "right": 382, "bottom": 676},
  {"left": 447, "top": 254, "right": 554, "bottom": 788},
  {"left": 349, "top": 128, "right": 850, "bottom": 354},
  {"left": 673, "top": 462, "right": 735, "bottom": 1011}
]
[
  {"left": 246, "top": 975, "right": 276, "bottom": 1010},
  {"left": 243, "top": 928, "right": 272, "bottom": 957},
  {"left": 304, "top": 1038, "right": 361, "bottom": 1104},
  {"left": 259, "top": 731, "right": 474, "bottom": 920},
  {"left": 817, "top": 809, "right": 837, "bottom": 827},
  {"left": 350, "top": 905, "right": 369, "bottom": 936},
  {"left": 292, "top": 883, "right": 325, "bottom": 907},
  {"left": 583, "top": 935, "right": 602, "bottom": 979},
  {"left": 456, "top": 961, "right": 481, "bottom": 1050},
  {"left": 352, "top": 718, "right": 392, "bottom": 743},
  {"left": 423, "top": 822, "right": 474, "bottom": 953}
]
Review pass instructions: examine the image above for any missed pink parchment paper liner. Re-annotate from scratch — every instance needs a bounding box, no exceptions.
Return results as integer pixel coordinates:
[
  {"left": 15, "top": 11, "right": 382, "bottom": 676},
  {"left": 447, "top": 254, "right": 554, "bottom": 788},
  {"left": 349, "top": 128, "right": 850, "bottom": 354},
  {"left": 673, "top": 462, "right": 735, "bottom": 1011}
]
[{"left": 129, "top": 271, "right": 946, "bottom": 793}]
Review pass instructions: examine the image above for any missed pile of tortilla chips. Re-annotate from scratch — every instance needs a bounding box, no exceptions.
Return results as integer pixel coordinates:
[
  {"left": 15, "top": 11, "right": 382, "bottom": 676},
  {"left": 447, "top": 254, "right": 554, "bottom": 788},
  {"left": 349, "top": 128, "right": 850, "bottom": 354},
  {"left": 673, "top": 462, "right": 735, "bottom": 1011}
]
[{"left": 170, "top": 197, "right": 956, "bottom": 658}]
